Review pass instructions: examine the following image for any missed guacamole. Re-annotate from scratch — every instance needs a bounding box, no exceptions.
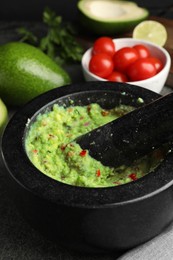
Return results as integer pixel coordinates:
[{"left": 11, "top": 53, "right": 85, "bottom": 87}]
[{"left": 25, "top": 103, "right": 162, "bottom": 187}]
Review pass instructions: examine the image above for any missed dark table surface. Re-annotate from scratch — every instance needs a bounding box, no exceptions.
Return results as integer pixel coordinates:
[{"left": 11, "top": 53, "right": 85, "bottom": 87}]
[{"left": 0, "top": 16, "right": 173, "bottom": 259}]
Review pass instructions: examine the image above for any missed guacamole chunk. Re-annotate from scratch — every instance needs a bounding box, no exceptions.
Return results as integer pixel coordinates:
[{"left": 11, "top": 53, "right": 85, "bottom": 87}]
[{"left": 25, "top": 103, "right": 163, "bottom": 187}]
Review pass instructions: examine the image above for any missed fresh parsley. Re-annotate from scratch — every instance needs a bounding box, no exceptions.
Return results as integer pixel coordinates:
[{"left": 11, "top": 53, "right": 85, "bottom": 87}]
[{"left": 17, "top": 7, "right": 84, "bottom": 65}]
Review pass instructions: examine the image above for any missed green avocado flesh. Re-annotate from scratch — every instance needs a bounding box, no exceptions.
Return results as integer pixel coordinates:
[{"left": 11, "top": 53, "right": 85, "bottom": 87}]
[
  {"left": 78, "top": 0, "right": 149, "bottom": 35},
  {"left": 0, "top": 42, "right": 71, "bottom": 106},
  {"left": 25, "top": 103, "right": 163, "bottom": 188}
]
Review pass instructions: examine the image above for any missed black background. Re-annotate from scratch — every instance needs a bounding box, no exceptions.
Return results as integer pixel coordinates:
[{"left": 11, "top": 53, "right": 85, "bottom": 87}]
[{"left": 0, "top": 0, "right": 173, "bottom": 21}]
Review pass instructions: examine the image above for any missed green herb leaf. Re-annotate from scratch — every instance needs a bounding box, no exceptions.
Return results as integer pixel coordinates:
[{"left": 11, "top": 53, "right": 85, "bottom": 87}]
[
  {"left": 17, "top": 7, "right": 84, "bottom": 65},
  {"left": 17, "top": 27, "right": 38, "bottom": 45}
]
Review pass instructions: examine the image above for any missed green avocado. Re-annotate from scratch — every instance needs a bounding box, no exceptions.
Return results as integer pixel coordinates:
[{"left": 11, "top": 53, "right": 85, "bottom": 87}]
[
  {"left": 0, "top": 42, "right": 71, "bottom": 106},
  {"left": 0, "top": 98, "right": 8, "bottom": 136},
  {"left": 78, "top": 0, "right": 149, "bottom": 35}
]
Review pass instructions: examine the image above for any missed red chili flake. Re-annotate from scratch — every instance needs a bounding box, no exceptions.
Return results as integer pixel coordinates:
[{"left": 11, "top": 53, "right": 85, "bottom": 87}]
[
  {"left": 129, "top": 173, "right": 137, "bottom": 181},
  {"left": 83, "top": 122, "right": 90, "bottom": 126},
  {"left": 101, "top": 110, "right": 109, "bottom": 116},
  {"left": 96, "top": 169, "right": 101, "bottom": 177},
  {"left": 33, "top": 149, "right": 38, "bottom": 154},
  {"left": 60, "top": 145, "right": 66, "bottom": 151},
  {"left": 79, "top": 150, "right": 87, "bottom": 157},
  {"left": 80, "top": 116, "right": 84, "bottom": 120}
]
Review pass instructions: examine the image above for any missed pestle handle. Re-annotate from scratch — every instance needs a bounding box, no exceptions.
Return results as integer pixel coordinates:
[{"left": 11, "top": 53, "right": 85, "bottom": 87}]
[{"left": 76, "top": 92, "right": 173, "bottom": 167}]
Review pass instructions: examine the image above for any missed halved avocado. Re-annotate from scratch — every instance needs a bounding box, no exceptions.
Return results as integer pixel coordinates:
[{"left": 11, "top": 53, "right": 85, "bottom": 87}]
[{"left": 77, "top": 0, "right": 149, "bottom": 35}]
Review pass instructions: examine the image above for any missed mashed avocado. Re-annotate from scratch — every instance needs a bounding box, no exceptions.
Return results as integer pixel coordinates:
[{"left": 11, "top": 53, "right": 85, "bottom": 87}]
[{"left": 25, "top": 103, "right": 163, "bottom": 188}]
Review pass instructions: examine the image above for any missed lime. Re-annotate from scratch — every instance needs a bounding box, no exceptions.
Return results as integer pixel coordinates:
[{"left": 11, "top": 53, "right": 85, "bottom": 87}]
[
  {"left": 132, "top": 20, "right": 167, "bottom": 46},
  {"left": 0, "top": 98, "right": 8, "bottom": 135}
]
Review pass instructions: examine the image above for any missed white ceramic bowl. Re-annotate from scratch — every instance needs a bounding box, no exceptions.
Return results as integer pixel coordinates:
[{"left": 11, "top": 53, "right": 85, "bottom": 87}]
[{"left": 82, "top": 38, "right": 171, "bottom": 93}]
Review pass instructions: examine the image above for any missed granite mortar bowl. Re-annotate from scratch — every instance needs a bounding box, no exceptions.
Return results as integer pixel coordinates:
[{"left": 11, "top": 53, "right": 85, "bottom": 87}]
[{"left": 2, "top": 81, "right": 173, "bottom": 254}]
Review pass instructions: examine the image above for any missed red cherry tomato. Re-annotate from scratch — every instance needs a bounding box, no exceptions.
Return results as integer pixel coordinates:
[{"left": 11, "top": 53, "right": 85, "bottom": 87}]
[
  {"left": 107, "top": 71, "right": 128, "bottom": 82},
  {"left": 89, "top": 53, "right": 114, "bottom": 78},
  {"left": 127, "top": 58, "right": 157, "bottom": 81},
  {"left": 113, "top": 47, "right": 139, "bottom": 72},
  {"left": 92, "top": 37, "right": 115, "bottom": 57},
  {"left": 133, "top": 44, "right": 150, "bottom": 59},
  {"left": 146, "top": 57, "right": 163, "bottom": 73}
]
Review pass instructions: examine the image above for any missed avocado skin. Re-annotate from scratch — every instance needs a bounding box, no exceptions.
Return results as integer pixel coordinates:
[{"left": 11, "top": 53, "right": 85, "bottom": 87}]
[
  {"left": 79, "top": 12, "right": 149, "bottom": 35},
  {"left": 0, "top": 98, "right": 8, "bottom": 136},
  {"left": 0, "top": 42, "right": 71, "bottom": 106}
]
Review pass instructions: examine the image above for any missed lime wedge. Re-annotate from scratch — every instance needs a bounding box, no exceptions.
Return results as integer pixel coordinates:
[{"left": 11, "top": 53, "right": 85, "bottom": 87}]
[
  {"left": 132, "top": 20, "right": 167, "bottom": 46},
  {"left": 0, "top": 98, "right": 8, "bottom": 135}
]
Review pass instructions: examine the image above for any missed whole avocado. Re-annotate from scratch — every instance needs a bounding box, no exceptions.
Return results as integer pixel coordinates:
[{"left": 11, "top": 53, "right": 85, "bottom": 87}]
[
  {"left": 0, "top": 42, "right": 71, "bottom": 106},
  {"left": 0, "top": 98, "right": 8, "bottom": 136}
]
